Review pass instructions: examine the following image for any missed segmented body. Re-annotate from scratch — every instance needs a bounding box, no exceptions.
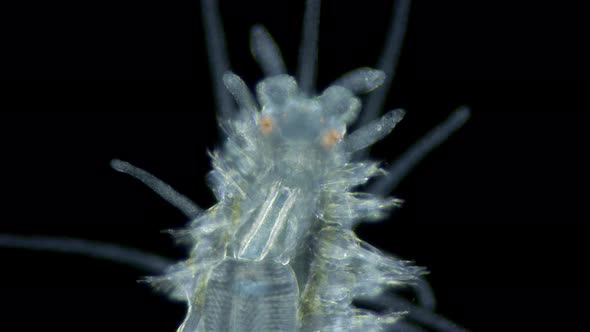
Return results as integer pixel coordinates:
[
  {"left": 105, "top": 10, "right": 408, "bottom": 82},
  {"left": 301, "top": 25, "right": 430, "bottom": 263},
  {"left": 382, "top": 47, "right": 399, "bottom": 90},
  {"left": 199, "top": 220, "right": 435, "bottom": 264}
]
[
  {"left": 140, "top": 0, "right": 466, "bottom": 330},
  {"left": 0, "top": 1, "right": 470, "bottom": 331},
  {"left": 150, "top": 71, "right": 422, "bottom": 331}
]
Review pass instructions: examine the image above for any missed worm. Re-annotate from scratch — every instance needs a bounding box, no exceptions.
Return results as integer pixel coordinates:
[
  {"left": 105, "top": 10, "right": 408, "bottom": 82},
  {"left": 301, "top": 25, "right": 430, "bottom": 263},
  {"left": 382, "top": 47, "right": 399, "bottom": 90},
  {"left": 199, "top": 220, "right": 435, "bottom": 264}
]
[{"left": 1, "top": 1, "right": 470, "bottom": 331}]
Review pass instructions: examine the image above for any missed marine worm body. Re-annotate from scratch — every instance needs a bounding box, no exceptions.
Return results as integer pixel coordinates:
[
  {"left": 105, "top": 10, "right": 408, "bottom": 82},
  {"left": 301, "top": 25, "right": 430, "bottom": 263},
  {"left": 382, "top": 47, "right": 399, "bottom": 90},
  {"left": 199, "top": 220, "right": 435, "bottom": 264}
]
[
  {"left": 112, "top": 0, "right": 468, "bottom": 331},
  {"left": 1, "top": 1, "right": 471, "bottom": 331},
  {"left": 142, "top": 72, "right": 421, "bottom": 330}
]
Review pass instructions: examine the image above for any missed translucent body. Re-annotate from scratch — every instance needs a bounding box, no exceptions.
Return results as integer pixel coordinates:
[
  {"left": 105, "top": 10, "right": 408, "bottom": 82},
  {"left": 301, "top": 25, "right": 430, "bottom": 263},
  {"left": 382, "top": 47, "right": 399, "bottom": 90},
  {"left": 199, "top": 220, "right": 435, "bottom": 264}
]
[
  {"left": 200, "top": 260, "right": 298, "bottom": 331},
  {"left": 150, "top": 72, "right": 422, "bottom": 331},
  {"left": 0, "top": 1, "right": 471, "bottom": 331}
]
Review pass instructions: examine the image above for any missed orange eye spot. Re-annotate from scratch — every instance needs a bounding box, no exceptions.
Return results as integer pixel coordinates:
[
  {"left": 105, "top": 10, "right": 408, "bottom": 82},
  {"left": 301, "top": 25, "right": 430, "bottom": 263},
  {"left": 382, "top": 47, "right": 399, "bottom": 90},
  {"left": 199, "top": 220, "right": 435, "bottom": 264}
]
[
  {"left": 259, "top": 115, "right": 274, "bottom": 135},
  {"left": 321, "top": 128, "right": 342, "bottom": 148}
]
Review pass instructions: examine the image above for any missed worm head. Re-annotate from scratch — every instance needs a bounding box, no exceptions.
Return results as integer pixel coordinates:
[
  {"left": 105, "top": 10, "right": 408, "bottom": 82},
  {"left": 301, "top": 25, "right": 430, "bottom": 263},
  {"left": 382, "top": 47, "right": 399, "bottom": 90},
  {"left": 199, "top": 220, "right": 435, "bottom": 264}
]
[{"left": 256, "top": 75, "right": 360, "bottom": 150}]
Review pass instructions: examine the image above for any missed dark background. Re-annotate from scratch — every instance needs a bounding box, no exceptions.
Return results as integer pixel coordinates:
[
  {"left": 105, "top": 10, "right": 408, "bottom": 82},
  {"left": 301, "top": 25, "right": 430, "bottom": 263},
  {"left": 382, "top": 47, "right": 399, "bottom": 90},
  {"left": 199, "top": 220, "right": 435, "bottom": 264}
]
[{"left": 1, "top": 0, "right": 589, "bottom": 331}]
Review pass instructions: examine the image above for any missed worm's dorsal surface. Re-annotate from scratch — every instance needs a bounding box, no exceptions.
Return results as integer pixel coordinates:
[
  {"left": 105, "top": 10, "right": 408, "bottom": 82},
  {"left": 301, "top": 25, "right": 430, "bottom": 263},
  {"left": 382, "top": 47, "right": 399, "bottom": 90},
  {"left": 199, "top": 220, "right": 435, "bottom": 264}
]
[
  {"left": 144, "top": 0, "right": 470, "bottom": 331},
  {"left": 154, "top": 69, "right": 420, "bottom": 331}
]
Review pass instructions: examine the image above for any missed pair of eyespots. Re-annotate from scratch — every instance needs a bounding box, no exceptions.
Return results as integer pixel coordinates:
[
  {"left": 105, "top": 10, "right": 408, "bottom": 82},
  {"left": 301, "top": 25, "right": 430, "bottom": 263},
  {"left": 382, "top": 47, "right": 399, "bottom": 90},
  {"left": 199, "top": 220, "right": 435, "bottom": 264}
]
[{"left": 258, "top": 114, "right": 343, "bottom": 149}]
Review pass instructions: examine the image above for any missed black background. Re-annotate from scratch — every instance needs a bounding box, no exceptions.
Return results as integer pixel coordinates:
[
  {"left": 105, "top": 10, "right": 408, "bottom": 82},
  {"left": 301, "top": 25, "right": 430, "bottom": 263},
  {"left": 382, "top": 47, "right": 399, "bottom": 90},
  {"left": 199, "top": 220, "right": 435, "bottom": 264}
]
[{"left": 1, "top": 1, "right": 589, "bottom": 331}]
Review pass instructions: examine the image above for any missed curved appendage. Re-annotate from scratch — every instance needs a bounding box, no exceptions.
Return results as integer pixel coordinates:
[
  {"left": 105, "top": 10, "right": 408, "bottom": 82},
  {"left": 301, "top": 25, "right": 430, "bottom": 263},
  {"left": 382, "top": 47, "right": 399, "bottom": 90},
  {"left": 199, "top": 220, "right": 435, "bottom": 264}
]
[
  {"left": 412, "top": 278, "right": 437, "bottom": 311},
  {"left": 201, "top": 0, "right": 235, "bottom": 119},
  {"left": 368, "top": 107, "right": 471, "bottom": 196},
  {"left": 251, "top": 25, "right": 288, "bottom": 77},
  {"left": 0, "top": 234, "right": 173, "bottom": 273},
  {"left": 332, "top": 68, "right": 386, "bottom": 94},
  {"left": 346, "top": 109, "right": 406, "bottom": 153},
  {"left": 297, "top": 0, "right": 321, "bottom": 95},
  {"left": 358, "top": 0, "right": 412, "bottom": 129},
  {"left": 357, "top": 291, "right": 469, "bottom": 332},
  {"left": 111, "top": 159, "right": 202, "bottom": 219},
  {"left": 377, "top": 292, "right": 470, "bottom": 332},
  {"left": 223, "top": 72, "right": 258, "bottom": 115}
]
